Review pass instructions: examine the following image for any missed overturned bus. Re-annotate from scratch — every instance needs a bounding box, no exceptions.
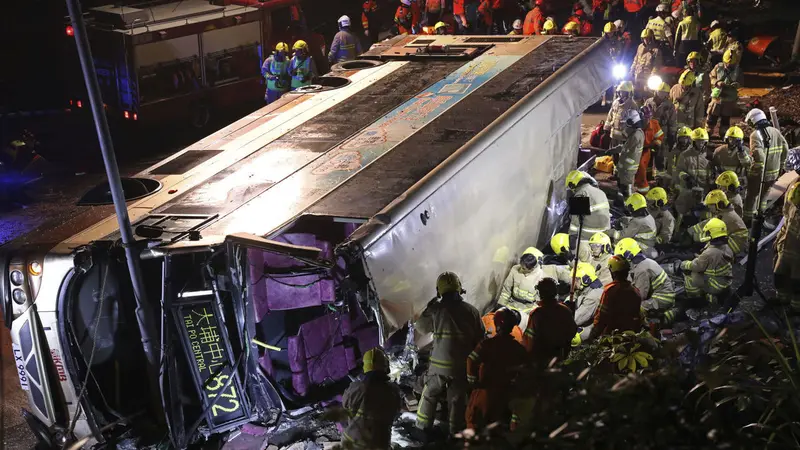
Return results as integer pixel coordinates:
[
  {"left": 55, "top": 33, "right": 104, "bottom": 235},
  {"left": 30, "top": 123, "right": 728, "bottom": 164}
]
[{"left": 1, "top": 35, "right": 611, "bottom": 447}]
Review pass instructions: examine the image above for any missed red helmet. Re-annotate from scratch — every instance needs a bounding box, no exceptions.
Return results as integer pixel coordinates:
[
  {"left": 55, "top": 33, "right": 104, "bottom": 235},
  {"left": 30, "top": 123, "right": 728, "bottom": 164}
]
[
  {"left": 573, "top": 3, "right": 584, "bottom": 14},
  {"left": 493, "top": 307, "right": 520, "bottom": 333},
  {"left": 535, "top": 0, "right": 544, "bottom": 6}
]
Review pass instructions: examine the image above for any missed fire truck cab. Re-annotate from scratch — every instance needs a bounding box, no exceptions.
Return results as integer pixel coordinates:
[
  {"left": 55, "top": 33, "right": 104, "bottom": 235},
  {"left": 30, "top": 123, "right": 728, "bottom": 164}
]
[{"left": 67, "top": 0, "right": 327, "bottom": 128}]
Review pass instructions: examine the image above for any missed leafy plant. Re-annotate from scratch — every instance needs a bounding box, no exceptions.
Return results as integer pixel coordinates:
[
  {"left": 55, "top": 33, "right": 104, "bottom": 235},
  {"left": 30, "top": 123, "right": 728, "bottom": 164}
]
[{"left": 567, "top": 330, "right": 658, "bottom": 373}]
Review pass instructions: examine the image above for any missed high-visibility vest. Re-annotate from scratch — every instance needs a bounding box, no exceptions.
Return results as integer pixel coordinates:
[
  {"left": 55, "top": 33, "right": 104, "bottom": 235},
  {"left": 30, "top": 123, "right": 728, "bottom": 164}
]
[
  {"left": 394, "top": 5, "right": 413, "bottom": 34},
  {"left": 290, "top": 56, "right": 311, "bottom": 89},
  {"left": 624, "top": 0, "right": 644, "bottom": 13},
  {"left": 265, "top": 57, "right": 289, "bottom": 92},
  {"left": 522, "top": 7, "right": 543, "bottom": 35},
  {"left": 646, "top": 17, "right": 667, "bottom": 41}
]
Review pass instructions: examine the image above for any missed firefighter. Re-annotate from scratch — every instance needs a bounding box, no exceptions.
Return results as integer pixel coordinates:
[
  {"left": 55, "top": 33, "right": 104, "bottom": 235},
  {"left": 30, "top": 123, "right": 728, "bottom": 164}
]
[
  {"left": 522, "top": 0, "right": 545, "bottom": 35},
  {"left": 565, "top": 170, "right": 611, "bottom": 242},
  {"left": 707, "top": 50, "right": 743, "bottom": 140},
  {"left": 690, "top": 190, "right": 748, "bottom": 256},
  {"left": 424, "top": 0, "right": 445, "bottom": 28},
  {"left": 482, "top": 307, "right": 524, "bottom": 342},
  {"left": 681, "top": 218, "right": 734, "bottom": 303},
  {"left": 686, "top": 51, "right": 711, "bottom": 108},
  {"left": 744, "top": 108, "right": 790, "bottom": 224},
  {"left": 604, "top": 81, "right": 638, "bottom": 147},
  {"left": 498, "top": 247, "right": 569, "bottom": 330},
  {"left": 670, "top": 70, "right": 703, "bottom": 130},
  {"left": 509, "top": 19, "right": 523, "bottom": 35},
  {"left": 588, "top": 232, "right": 614, "bottom": 285},
  {"left": 644, "top": 81, "right": 677, "bottom": 170},
  {"left": 711, "top": 126, "right": 751, "bottom": 185},
  {"left": 724, "top": 34, "right": 743, "bottom": 67},
  {"left": 523, "top": 278, "right": 577, "bottom": 363},
  {"left": 549, "top": 233, "right": 590, "bottom": 269},
  {"left": 395, "top": 0, "right": 415, "bottom": 35},
  {"left": 630, "top": 29, "right": 663, "bottom": 96},
  {"left": 289, "top": 40, "right": 317, "bottom": 90},
  {"left": 563, "top": 20, "right": 580, "bottom": 36},
  {"left": 341, "top": 347, "right": 401, "bottom": 449},
  {"left": 261, "top": 42, "right": 291, "bottom": 104},
  {"left": 607, "top": 108, "right": 645, "bottom": 199},
  {"left": 674, "top": 127, "right": 711, "bottom": 220},
  {"left": 615, "top": 193, "right": 658, "bottom": 253},
  {"left": 706, "top": 20, "right": 728, "bottom": 65},
  {"left": 715, "top": 170, "right": 745, "bottom": 219},
  {"left": 564, "top": 3, "right": 592, "bottom": 36},
  {"left": 415, "top": 272, "right": 484, "bottom": 435},
  {"left": 646, "top": 187, "right": 675, "bottom": 246},
  {"left": 615, "top": 238, "right": 677, "bottom": 324},
  {"left": 660, "top": 126, "right": 693, "bottom": 188},
  {"left": 434, "top": 21, "right": 448, "bottom": 35},
  {"left": 588, "top": 255, "right": 643, "bottom": 340},
  {"left": 622, "top": 0, "right": 645, "bottom": 40},
  {"left": 362, "top": 0, "right": 380, "bottom": 43},
  {"left": 636, "top": 105, "right": 664, "bottom": 193},
  {"left": 572, "top": 262, "right": 605, "bottom": 342},
  {"left": 646, "top": 4, "right": 673, "bottom": 48},
  {"left": 541, "top": 17, "right": 557, "bottom": 35},
  {"left": 774, "top": 150, "right": 800, "bottom": 313},
  {"left": 466, "top": 307, "right": 527, "bottom": 431},
  {"left": 329, "top": 16, "right": 363, "bottom": 64},
  {"left": 674, "top": 5, "right": 700, "bottom": 66}
]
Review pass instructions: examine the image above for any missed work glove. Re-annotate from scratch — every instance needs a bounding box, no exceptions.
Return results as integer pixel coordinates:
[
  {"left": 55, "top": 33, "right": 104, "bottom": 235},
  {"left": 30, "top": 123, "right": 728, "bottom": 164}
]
[{"left": 680, "top": 260, "right": 692, "bottom": 273}]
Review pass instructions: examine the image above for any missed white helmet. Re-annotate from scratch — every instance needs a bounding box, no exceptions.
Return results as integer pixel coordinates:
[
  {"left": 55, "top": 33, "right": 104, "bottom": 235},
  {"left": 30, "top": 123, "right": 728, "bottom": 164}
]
[
  {"left": 745, "top": 108, "right": 767, "bottom": 126},
  {"left": 656, "top": 4, "right": 668, "bottom": 12},
  {"left": 710, "top": 20, "right": 720, "bottom": 28},
  {"left": 614, "top": 19, "right": 624, "bottom": 30},
  {"left": 401, "top": 0, "right": 411, "bottom": 5},
  {"left": 513, "top": 19, "right": 522, "bottom": 30},
  {"left": 338, "top": 15, "right": 351, "bottom": 27},
  {"left": 622, "top": 108, "right": 641, "bottom": 124}
]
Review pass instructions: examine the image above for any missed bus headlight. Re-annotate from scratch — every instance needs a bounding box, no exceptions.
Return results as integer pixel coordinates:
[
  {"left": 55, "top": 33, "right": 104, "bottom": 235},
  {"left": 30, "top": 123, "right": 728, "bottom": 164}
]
[
  {"left": 12, "top": 288, "right": 27, "bottom": 305},
  {"left": 10, "top": 270, "right": 24, "bottom": 286}
]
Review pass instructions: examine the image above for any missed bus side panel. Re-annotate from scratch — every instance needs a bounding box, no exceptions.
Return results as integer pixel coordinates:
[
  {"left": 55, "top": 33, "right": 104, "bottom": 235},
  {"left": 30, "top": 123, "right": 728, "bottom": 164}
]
[{"left": 357, "top": 43, "right": 613, "bottom": 338}]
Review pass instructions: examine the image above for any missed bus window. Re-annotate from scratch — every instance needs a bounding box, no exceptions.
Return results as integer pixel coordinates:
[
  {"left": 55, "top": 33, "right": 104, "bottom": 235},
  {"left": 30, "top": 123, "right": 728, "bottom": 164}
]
[{"left": 201, "top": 21, "right": 261, "bottom": 86}]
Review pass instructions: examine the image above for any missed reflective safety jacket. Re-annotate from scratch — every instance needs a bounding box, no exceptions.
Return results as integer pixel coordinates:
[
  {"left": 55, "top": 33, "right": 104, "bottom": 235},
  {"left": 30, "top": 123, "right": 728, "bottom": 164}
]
[
  {"left": 708, "top": 28, "right": 727, "bottom": 53},
  {"left": 730, "top": 192, "right": 744, "bottom": 219},
  {"left": 604, "top": 96, "right": 639, "bottom": 139},
  {"left": 619, "top": 214, "right": 658, "bottom": 250},
  {"left": 522, "top": 6, "right": 544, "bottom": 35},
  {"left": 499, "top": 264, "right": 571, "bottom": 315},
  {"left": 749, "top": 126, "right": 789, "bottom": 182},
  {"left": 467, "top": 333, "right": 527, "bottom": 387},
  {"left": 342, "top": 373, "right": 402, "bottom": 449},
  {"left": 631, "top": 257, "right": 675, "bottom": 311},
  {"left": 774, "top": 181, "right": 800, "bottom": 272},
  {"left": 591, "top": 280, "right": 643, "bottom": 337},
  {"left": 569, "top": 183, "right": 611, "bottom": 240},
  {"left": 631, "top": 44, "right": 663, "bottom": 89},
  {"left": 676, "top": 147, "right": 710, "bottom": 191},
  {"left": 608, "top": 128, "right": 645, "bottom": 186},
  {"left": 725, "top": 40, "right": 743, "bottom": 66},
  {"left": 574, "top": 284, "right": 604, "bottom": 340},
  {"left": 670, "top": 84, "right": 703, "bottom": 129},
  {"left": 523, "top": 301, "right": 577, "bottom": 362},
  {"left": 589, "top": 252, "right": 613, "bottom": 285},
  {"left": 646, "top": 16, "right": 673, "bottom": 42},
  {"left": 289, "top": 56, "right": 315, "bottom": 89},
  {"left": 394, "top": 5, "right": 414, "bottom": 34},
  {"left": 362, "top": 0, "right": 378, "bottom": 30},
  {"left": 644, "top": 97, "right": 677, "bottom": 144},
  {"left": 675, "top": 15, "right": 700, "bottom": 46},
  {"left": 415, "top": 296, "right": 484, "bottom": 377},
  {"left": 682, "top": 243, "right": 734, "bottom": 292},
  {"left": 709, "top": 62, "right": 743, "bottom": 104},
  {"left": 329, "top": 30, "right": 363, "bottom": 64},
  {"left": 262, "top": 55, "right": 290, "bottom": 92},
  {"left": 691, "top": 206, "right": 748, "bottom": 255},
  {"left": 712, "top": 144, "right": 751, "bottom": 181},
  {"left": 651, "top": 208, "right": 675, "bottom": 244},
  {"left": 624, "top": 0, "right": 644, "bottom": 13}
]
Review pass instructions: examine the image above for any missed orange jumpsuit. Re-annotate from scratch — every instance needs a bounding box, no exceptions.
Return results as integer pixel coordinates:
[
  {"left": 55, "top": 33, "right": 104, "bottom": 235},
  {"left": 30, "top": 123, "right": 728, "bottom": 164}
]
[
  {"left": 465, "top": 334, "right": 527, "bottom": 430},
  {"left": 522, "top": 6, "right": 544, "bottom": 35},
  {"left": 482, "top": 312, "right": 523, "bottom": 343},
  {"left": 591, "top": 280, "right": 643, "bottom": 337},
  {"left": 636, "top": 118, "right": 664, "bottom": 193},
  {"left": 523, "top": 302, "right": 577, "bottom": 364},
  {"left": 395, "top": 4, "right": 414, "bottom": 34}
]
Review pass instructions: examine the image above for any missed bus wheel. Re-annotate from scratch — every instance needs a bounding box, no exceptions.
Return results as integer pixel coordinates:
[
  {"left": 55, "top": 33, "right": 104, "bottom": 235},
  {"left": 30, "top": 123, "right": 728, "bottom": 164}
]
[{"left": 190, "top": 102, "right": 211, "bottom": 129}]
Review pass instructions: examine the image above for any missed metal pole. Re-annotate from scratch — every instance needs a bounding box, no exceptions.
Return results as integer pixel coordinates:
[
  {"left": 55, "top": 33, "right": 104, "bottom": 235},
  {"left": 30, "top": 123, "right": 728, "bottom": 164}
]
[
  {"left": 65, "top": 0, "right": 159, "bottom": 382},
  {"left": 792, "top": 20, "right": 800, "bottom": 61}
]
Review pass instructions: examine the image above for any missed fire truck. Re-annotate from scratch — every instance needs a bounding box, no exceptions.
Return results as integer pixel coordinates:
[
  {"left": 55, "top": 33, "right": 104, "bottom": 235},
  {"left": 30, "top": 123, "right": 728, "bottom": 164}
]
[{"left": 66, "top": 0, "right": 327, "bottom": 128}]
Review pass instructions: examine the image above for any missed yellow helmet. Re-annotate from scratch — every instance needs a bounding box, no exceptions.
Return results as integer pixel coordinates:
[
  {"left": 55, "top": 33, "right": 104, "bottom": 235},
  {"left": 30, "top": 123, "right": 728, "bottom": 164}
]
[
  {"left": 686, "top": 51, "right": 701, "bottom": 62},
  {"left": 703, "top": 189, "right": 730, "bottom": 208},
  {"left": 723, "top": 49, "right": 734, "bottom": 64},
  {"left": 362, "top": 347, "right": 389, "bottom": 373},
  {"left": 575, "top": 262, "right": 597, "bottom": 287},
  {"left": 434, "top": 21, "right": 447, "bottom": 31},
  {"left": 543, "top": 18, "right": 556, "bottom": 31},
  {"left": 522, "top": 246, "right": 544, "bottom": 258},
  {"left": 565, "top": 21, "right": 579, "bottom": 33},
  {"left": 677, "top": 126, "right": 693, "bottom": 138},
  {"left": 551, "top": 233, "right": 571, "bottom": 256},
  {"left": 724, "top": 126, "right": 744, "bottom": 140},
  {"left": 614, "top": 238, "right": 642, "bottom": 260},
  {"left": 641, "top": 28, "right": 654, "bottom": 39},
  {"left": 624, "top": 192, "right": 648, "bottom": 212},
  {"left": 292, "top": 40, "right": 309, "bottom": 51},
  {"left": 608, "top": 254, "right": 631, "bottom": 272},
  {"left": 565, "top": 170, "right": 588, "bottom": 189},
  {"left": 715, "top": 171, "right": 741, "bottom": 190},
  {"left": 604, "top": 22, "right": 616, "bottom": 34},
  {"left": 691, "top": 127, "right": 709, "bottom": 141},
  {"left": 617, "top": 81, "right": 635, "bottom": 93},
  {"left": 646, "top": 187, "right": 669, "bottom": 207},
  {"left": 701, "top": 217, "right": 728, "bottom": 241},
  {"left": 655, "top": 81, "right": 671, "bottom": 94},
  {"left": 679, "top": 69, "right": 696, "bottom": 87},
  {"left": 275, "top": 42, "right": 289, "bottom": 53},
  {"left": 436, "top": 271, "right": 463, "bottom": 296},
  {"left": 589, "top": 231, "right": 611, "bottom": 247}
]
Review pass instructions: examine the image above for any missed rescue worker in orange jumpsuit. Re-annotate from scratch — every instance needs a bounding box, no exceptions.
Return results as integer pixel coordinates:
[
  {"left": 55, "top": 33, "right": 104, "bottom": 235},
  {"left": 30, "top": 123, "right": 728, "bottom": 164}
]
[
  {"left": 564, "top": 3, "right": 592, "bottom": 36},
  {"left": 362, "top": 0, "right": 380, "bottom": 44},
  {"left": 482, "top": 307, "right": 524, "bottom": 342},
  {"left": 415, "top": 272, "right": 484, "bottom": 436},
  {"left": 523, "top": 278, "right": 577, "bottom": 365},
  {"left": 588, "top": 256, "right": 643, "bottom": 340},
  {"left": 622, "top": 0, "right": 645, "bottom": 40},
  {"left": 522, "top": 0, "right": 545, "bottom": 35},
  {"left": 465, "top": 307, "right": 528, "bottom": 431},
  {"left": 395, "top": 0, "right": 415, "bottom": 35},
  {"left": 341, "top": 347, "right": 401, "bottom": 449},
  {"left": 424, "top": 0, "right": 445, "bottom": 27},
  {"left": 636, "top": 104, "right": 664, "bottom": 194},
  {"left": 478, "top": 0, "right": 503, "bottom": 34}
]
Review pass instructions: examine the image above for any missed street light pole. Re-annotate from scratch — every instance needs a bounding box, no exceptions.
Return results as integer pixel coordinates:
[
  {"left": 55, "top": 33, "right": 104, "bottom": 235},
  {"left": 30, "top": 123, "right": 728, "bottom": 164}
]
[{"left": 64, "top": 0, "right": 159, "bottom": 385}]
